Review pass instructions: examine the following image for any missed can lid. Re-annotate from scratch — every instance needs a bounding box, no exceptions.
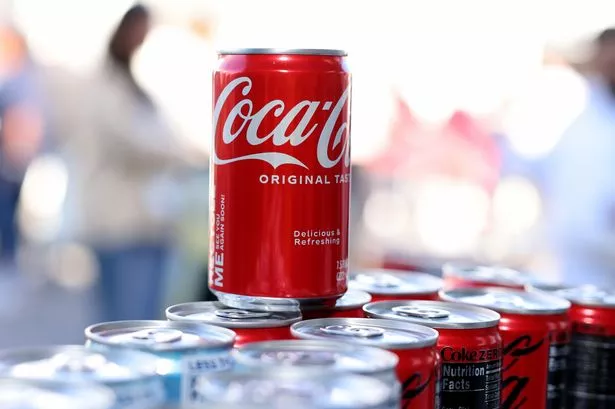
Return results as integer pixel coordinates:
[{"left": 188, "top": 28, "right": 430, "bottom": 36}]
[
  {"left": 525, "top": 282, "right": 573, "bottom": 293},
  {"left": 218, "top": 48, "right": 347, "bottom": 56},
  {"left": 440, "top": 287, "right": 571, "bottom": 315},
  {"left": 302, "top": 290, "right": 372, "bottom": 312},
  {"left": 364, "top": 300, "right": 500, "bottom": 329},
  {"left": 193, "top": 368, "right": 393, "bottom": 409},
  {"left": 0, "top": 379, "right": 115, "bottom": 409},
  {"left": 167, "top": 302, "right": 302, "bottom": 328},
  {"left": 442, "top": 263, "right": 529, "bottom": 287},
  {"left": 234, "top": 340, "right": 398, "bottom": 375},
  {"left": 291, "top": 318, "right": 437, "bottom": 349},
  {"left": 85, "top": 320, "right": 235, "bottom": 351},
  {"left": 349, "top": 269, "right": 443, "bottom": 295},
  {"left": 555, "top": 287, "right": 615, "bottom": 307},
  {"left": 0, "top": 345, "right": 159, "bottom": 383}
]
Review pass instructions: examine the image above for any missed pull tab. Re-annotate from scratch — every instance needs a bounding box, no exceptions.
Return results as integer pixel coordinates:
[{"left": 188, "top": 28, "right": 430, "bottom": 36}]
[
  {"left": 392, "top": 305, "right": 450, "bottom": 319},
  {"left": 260, "top": 351, "right": 337, "bottom": 366},
  {"left": 215, "top": 309, "right": 271, "bottom": 320},
  {"left": 131, "top": 328, "right": 183, "bottom": 344},
  {"left": 356, "top": 273, "right": 401, "bottom": 288},
  {"left": 49, "top": 351, "right": 108, "bottom": 373},
  {"left": 320, "top": 324, "right": 384, "bottom": 338},
  {"left": 487, "top": 293, "right": 525, "bottom": 308}
]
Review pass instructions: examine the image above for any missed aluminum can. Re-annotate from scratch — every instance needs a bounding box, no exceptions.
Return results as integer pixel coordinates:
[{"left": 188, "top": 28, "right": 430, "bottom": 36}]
[
  {"left": 211, "top": 48, "right": 352, "bottom": 311},
  {"left": 85, "top": 320, "right": 235, "bottom": 408},
  {"left": 0, "top": 378, "right": 115, "bottom": 409},
  {"left": 440, "top": 287, "right": 571, "bottom": 409},
  {"left": 233, "top": 339, "right": 398, "bottom": 387},
  {"left": 442, "top": 262, "right": 528, "bottom": 290},
  {"left": 0, "top": 345, "right": 164, "bottom": 409},
  {"left": 554, "top": 289, "right": 615, "bottom": 408},
  {"left": 301, "top": 289, "right": 372, "bottom": 319},
  {"left": 291, "top": 317, "right": 438, "bottom": 409},
  {"left": 166, "top": 301, "right": 301, "bottom": 346},
  {"left": 195, "top": 367, "right": 398, "bottom": 409},
  {"left": 365, "top": 300, "right": 501, "bottom": 409},
  {"left": 349, "top": 269, "right": 443, "bottom": 301}
]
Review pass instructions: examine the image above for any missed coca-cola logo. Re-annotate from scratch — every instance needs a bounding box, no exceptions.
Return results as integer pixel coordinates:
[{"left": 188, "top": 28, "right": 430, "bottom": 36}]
[
  {"left": 501, "top": 335, "right": 545, "bottom": 409},
  {"left": 213, "top": 76, "right": 351, "bottom": 169}
]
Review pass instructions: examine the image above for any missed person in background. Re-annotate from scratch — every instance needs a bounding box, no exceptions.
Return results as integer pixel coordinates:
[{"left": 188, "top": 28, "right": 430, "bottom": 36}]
[
  {"left": 58, "top": 4, "right": 193, "bottom": 321},
  {"left": 543, "top": 28, "right": 615, "bottom": 287}
]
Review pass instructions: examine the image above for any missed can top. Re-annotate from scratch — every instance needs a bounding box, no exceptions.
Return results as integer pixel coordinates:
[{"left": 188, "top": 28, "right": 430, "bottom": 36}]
[
  {"left": 166, "top": 302, "right": 302, "bottom": 328},
  {"left": 555, "top": 287, "right": 615, "bottom": 307},
  {"left": 85, "top": 320, "right": 235, "bottom": 352},
  {"left": 440, "top": 287, "right": 571, "bottom": 315},
  {"left": 364, "top": 300, "right": 500, "bottom": 329},
  {"left": 194, "top": 368, "right": 393, "bottom": 409},
  {"left": 525, "top": 281, "right": 572, "bottom": 293},
  {"left": 0, "top": 379, "right": 115, "bottom": 409},
  {"left": 349, "top": 269, "right": 443, "bottom": 295},
  {"left": 0, "top": 345, "right": 159, "bottom": 383},
  {"left": 234, "top": 340, "right": 398, "bottom": 375},
  {"left": 291, "top": 318, "right": 438, "bottom": 349},
  {"left": 218, "top": 48, "right": 347, "bottom": 56},
  {"left": 302, "top": 290, "right": 372, "bottom": 312},
  {"left": 442, "top": 262, "right": 529, "bottom": 287}
]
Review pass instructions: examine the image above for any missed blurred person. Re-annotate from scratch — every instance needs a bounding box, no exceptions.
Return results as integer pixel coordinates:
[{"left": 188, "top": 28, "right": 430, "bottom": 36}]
[
  {"left": 542, "top": 29, "right": 615, "bottom": 287},
  {"left": 54, "top": 4, "right": 194, "bottom": 321}
]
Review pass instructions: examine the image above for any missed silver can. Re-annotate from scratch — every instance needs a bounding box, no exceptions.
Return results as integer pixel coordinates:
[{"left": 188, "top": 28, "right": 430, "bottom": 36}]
[
  {"left": 0, "top": 378, "right": 115, "bottom": 409},
  {"left": 0, "top": 345, "right": 164, "bottom": 409},
  {"left": 85, "top": 320, "right": 235, "bottom": 408},
  {"left": 195, "top": 368, "right": 399, "bottom": 409}
]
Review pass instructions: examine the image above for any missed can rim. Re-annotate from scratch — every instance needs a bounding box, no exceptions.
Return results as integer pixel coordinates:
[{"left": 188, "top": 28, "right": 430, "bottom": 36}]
[
  {"left": 439, "top": 287, "right": 571, "bottom": 315},
  {"left": 166, "top": 302, "right": 302, "bottom": 328},
  {"left": 349, "top": 269, "right": 443, "bottom": 295},
  {"left": 301, "top": 290, "right": 372, "bottom": 312},
  {"left": 364, "top": 300, "right": 501, "bottom": 329},
  {"left": 442, "top": 262, "right": 528, "bottom": 286},
  {"left": 233, "top": 339, "right": 398, "bottom": 373},
  {"left": 85, "top": 320, "right": 236, "bottom": 351},
  {"left": 291, "top": 318, "right": 438, "bottom": 349},
  {"left": 218, "top": 48, "right": 347, "bottom": 56}
]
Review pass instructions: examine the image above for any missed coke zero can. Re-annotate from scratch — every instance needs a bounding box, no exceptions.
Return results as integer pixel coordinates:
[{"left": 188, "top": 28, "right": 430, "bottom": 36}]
[
  {"left": 440, "top": 287, "right": 571, "bottom": 409},
  {"left": 442, "top": 263, "right": 528, "bottom": 290},
  {"left": 291, "top": 317, "right": 439, "bottom": 409},
  {"left": 365, "top": 300, "right": 501, "bottom": 409},
  {"left": 211, "top": 48, "right": 351, "bottom": 311},
  {"left": 301, "top": 289, "right": 371, "bottom": 319},
  {"left": 166, "top": 301, "right": 301, "bottom": 346},
  {"left": 349, "top": 269, "right": 443, "bottom": 301}
]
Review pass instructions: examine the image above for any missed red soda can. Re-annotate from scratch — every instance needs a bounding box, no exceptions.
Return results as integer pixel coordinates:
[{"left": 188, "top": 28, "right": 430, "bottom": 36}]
[
  {"left": 554, "top": 288, "right": 615, "bottom": 408},
  {"left": 301, "top": 290, "right": 371, "bottom": 319},
  {"left": 440, "top": 287, "right": 571, "bottom": 409},
  {"left": 211, "top": 49, "right": 351, "bottom": 311},
  {"left": 349, "top": 269, "right": 443, "bottom": 301},
  {"left": 166, "top": 302, "right": 301, "bottom": 347},
  {"left": 291, "top": 317, "right": 439, "bottom": 409},
  {"left": 365, "top": 300, "right": 502, "bottom": 409},
  {"left": 442, "top": 262, "right": 528, "bottom": 290}
]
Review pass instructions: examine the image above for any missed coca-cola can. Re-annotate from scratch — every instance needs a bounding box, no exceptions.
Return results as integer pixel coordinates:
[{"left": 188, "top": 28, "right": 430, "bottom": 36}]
[
  {"left": 554, "top": 288, "right": 615, "bottom": 408},
  {"left": 349, "top": 269, "right": 443, "bottom": 301},
  {"left": 210, "top": 49, "right": 351, "bottom": 311},
  {"left": 301, "top": 289, "right": 371, "bottom": 319},
  {"left": 364, "top": 300, "right": 502, "bottom": 409},
  {"left": 166, "top": 301, "right": 301, "bottom": 346},
  {"left": 291, "top": 317, "right": 439, "bottom": 409},
  {"left": 233, "top": 339, "right": 399, "bottom": 388},
  {"left": 442, "top": 263, "right": 528, "bottom": 290},
  {"left": 440, "top": 287, "right": 571, "bottom": 409}
]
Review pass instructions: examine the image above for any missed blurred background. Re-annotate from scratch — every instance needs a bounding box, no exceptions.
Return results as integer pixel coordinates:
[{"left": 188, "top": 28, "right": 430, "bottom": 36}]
[{"left": 0, "top": 0, "right": 614, "bottom": 347}]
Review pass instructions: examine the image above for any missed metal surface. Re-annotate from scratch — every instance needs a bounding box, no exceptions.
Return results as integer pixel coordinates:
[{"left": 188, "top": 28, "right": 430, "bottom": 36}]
[{"left": 349, "top": 269, "right": 443, "bottom": 295}]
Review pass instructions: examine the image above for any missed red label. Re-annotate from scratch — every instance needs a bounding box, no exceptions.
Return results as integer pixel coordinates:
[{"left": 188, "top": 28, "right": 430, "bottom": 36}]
[{"left": 210, "top": 56, "right": 351, "bottom": 299}]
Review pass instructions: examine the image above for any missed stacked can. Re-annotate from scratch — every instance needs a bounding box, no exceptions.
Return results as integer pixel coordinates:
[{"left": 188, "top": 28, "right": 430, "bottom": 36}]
[
  {"left": 85, "top": 320, "right": 235, "bottom": 408},
  {"left": 0, "top": 345, "right": 165, "bottom": 409},
  {"left": 554, "top": 288, "right": 615, "bottom": 408},
  {"left": 291, "top": 317, "right": 439, "bottom": 409},
  {"left": 349, "top": 269, "right": 443, "bottom": 301},
  {"left": 0, "top": 378, "right": 115, "bottom": 409},
  {"left": 440, "top": 287, "right": 571, "bottom": 409},
  {"left": 364, "top": 300, "right": 502, "bottom": 409},
  {"left": 442, "top": 262, "right": 529, "bottom": 290},
  {"left": 209, "top": 48, "right": 351, "bottom": 312},
  {"left": 165, "top": 302, "right": 301, "bottom": 346}
]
